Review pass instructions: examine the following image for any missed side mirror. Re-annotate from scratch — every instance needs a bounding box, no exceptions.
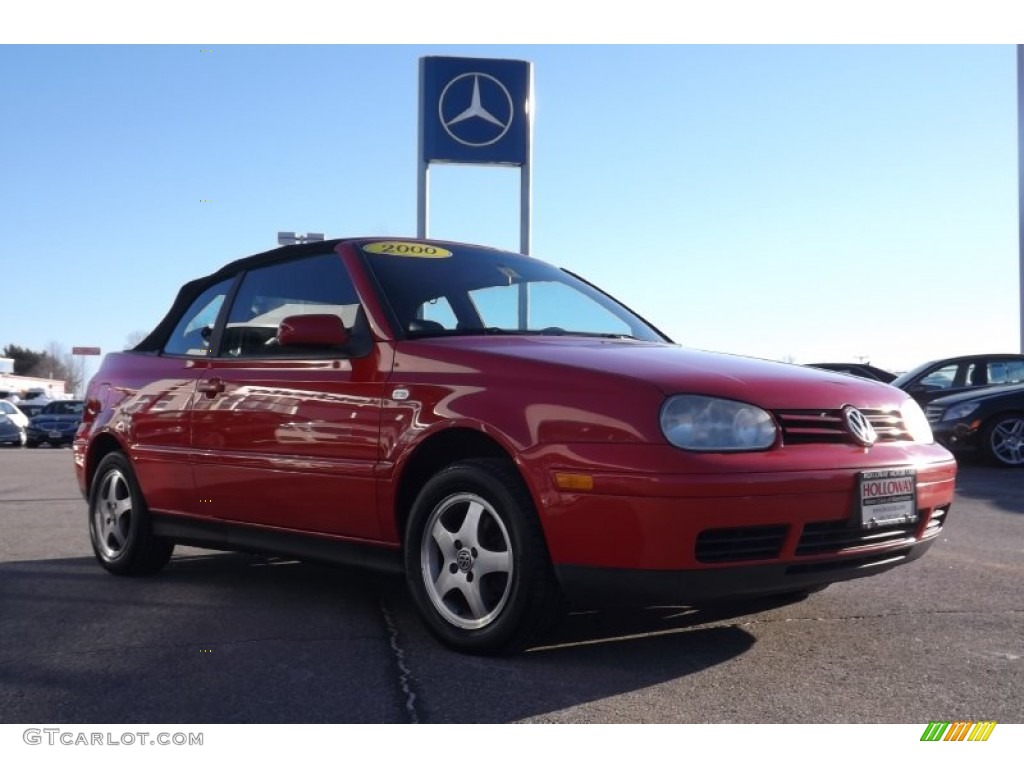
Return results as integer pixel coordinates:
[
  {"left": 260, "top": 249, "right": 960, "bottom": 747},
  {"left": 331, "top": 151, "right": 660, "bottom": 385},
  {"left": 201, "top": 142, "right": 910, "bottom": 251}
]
[{"left": 277, "top": 314, "right": 350, "bottom": 348}]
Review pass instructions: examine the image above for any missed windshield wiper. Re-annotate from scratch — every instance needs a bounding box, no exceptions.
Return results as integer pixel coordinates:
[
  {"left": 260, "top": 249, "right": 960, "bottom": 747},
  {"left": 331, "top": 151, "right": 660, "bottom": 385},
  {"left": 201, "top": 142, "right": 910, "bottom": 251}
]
[
  {"left": 406, "top": 326, "right": 517, "bottom": 338},
  {"left": 531, "top": 329, "right": 638, "bottom": 340},
  {"left": 407, "top": 327, "right": 638, "bottom": 340}
]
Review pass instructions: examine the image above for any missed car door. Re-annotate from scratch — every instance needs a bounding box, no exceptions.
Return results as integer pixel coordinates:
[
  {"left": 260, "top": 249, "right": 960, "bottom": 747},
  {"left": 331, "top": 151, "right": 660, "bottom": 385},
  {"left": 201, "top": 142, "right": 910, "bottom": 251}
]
[
  {"left": 123, "top": 277, "right": 235, "bottom": 517},
  {"left": 908, "top": 361, "right": 971, "bottom": 404},
  {"left": 189, "top": 252, "right": 388, "bottom": 540}
]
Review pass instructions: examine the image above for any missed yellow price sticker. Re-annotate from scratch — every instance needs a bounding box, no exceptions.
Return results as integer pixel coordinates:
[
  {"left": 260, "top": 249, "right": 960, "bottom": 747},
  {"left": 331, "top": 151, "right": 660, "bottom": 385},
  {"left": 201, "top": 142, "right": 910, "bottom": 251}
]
[{"left": 363, "top": 241, "right": 452, "bottom": 258}]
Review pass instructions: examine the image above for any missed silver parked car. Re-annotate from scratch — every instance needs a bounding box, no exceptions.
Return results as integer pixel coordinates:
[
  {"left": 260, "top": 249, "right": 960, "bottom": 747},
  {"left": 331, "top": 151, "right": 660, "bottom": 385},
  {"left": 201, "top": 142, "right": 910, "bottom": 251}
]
[{"left": 0, "top": 400, "right": 28, "bottom": 446}]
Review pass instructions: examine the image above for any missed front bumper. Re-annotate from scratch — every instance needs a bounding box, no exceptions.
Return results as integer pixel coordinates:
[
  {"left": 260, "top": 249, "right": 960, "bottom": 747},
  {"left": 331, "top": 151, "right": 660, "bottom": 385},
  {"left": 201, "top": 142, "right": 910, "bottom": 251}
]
[
  {"left": 931, "top": 420, "right": 981, "bottom": 453},
  {"left": 0, "top": 423, "right": 25, "bottom": 444},
  {"left": 528, "top": 442, "right": 956, "bottom": 605},
  {"left": 27, "top": 425, "right": 77, "bottom": 444},
  {"left": 557, "top": 523, "right": 939, "bottom": 607}
]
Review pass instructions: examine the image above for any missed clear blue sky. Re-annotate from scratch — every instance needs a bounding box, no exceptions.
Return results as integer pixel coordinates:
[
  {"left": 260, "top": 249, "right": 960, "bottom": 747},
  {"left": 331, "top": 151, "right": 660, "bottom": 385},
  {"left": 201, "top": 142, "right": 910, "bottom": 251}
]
[{"left": 1, "top": 42, "right": 1019, "bottom": 387}]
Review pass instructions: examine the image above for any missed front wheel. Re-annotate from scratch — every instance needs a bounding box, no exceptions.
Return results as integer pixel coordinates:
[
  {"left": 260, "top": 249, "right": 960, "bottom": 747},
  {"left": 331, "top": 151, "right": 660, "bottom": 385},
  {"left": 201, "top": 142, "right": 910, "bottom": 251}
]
[
  {"left": 89, "top": 452, "right": 174, "bottom": 575},
  {"left": 404, "top": 459, "right": 564, "bottom": 655},
  {"left": 980, "top": 413, "right": 1024, "bottom": 467}
]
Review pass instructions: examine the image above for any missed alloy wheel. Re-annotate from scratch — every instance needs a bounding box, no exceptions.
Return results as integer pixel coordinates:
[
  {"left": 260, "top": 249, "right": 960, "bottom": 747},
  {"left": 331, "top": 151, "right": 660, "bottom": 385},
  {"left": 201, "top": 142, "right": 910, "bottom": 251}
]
[
  {"left": 92, "top": 468, "right": 134, "bottom": 560},
  {"left": 989, "top": 416, "right": 1024, "bottom": 466},
  {"left": 420, "top": 492, "right": 513, "bottom": 630}
]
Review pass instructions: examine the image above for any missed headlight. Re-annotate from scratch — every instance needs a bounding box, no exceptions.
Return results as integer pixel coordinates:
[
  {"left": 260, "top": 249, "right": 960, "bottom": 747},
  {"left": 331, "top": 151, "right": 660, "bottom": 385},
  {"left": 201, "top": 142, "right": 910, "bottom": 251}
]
[
  {"left": 941, "top": 401, "right": 980, "bottom": 422},
  {"left": 660, "top": 395, "right": 778, "bottom": 451},
  {"left": 901, "top": 398, "right": 934, "bottom": 444}
]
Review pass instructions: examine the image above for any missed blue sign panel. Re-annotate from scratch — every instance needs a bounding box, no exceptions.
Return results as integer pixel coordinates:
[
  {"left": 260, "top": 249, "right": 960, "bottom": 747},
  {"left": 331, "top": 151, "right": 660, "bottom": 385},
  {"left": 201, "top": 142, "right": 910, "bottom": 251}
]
[{"left": 420, "top": 56, "right": 532, "bottom": 166}]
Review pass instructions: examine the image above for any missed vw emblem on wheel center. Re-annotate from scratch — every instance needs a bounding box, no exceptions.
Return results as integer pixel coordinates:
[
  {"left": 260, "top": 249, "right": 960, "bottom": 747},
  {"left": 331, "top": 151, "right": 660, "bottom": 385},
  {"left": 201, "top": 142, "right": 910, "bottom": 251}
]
[
  {"left": 842, "top": 405, "right": 878, "bottom": 447},
  {"left": 438, "top": 72, "right": 514, "bottom": 148},
  {"left": 456, "top": 548, "right": 474, "bottom": 572}
]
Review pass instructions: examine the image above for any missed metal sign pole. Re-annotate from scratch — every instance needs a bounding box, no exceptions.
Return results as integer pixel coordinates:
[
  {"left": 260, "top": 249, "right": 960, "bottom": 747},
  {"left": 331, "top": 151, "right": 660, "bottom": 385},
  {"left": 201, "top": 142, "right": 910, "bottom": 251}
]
[
  {"left": 520, "top": 73, "right": 533, "bottom": 256},
  {"left": 417, "top": 57, "right": 429, "bottom": 239},
  {"left": 417, "top": 162, "right": 429, "bottom": 239}
]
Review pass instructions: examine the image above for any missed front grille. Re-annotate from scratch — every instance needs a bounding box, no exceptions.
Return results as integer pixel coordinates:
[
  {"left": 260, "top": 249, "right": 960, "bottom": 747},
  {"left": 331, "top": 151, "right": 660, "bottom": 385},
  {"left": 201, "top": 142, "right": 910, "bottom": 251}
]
[
  {"left": 695, "top": 525, "right": 788, "bottom": 564},
  {"left": 924, "top": 506, "right": 948, "bottom": 535},
  {"left": 774, "top": 408, "right": 911, "bottom": 445},
  {"left": 925, "top": 404, "right": 945, "bottom": 424},
  {"left": 796, "top": 520, "right": 916, "bottom": 556}
]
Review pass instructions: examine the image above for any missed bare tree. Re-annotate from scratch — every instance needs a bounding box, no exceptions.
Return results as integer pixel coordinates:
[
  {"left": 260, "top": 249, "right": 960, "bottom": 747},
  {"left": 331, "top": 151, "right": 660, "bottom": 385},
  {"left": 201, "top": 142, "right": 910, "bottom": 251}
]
[
  {"left": 32, "top": 342, "right": 82, "bottom": 395},
  {"left": 124, "top": 330, "right": 148, "bottom": 350}
]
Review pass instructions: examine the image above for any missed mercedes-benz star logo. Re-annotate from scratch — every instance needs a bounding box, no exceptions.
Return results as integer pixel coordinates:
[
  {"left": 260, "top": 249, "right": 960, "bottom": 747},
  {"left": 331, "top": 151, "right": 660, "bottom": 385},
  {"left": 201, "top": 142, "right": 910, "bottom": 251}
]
[
  {"left": 842, "top": 405, "right": 878, "bottom": 447},
  {"left": 438, "top": 72, "right": 514, "bottom": 148}
]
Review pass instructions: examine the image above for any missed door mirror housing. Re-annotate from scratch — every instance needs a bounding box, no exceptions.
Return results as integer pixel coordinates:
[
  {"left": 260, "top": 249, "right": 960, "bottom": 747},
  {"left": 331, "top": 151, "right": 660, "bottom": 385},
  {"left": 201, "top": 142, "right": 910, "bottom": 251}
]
[{"left": 277, "top": 314, "right": 350, "bottom": 348}]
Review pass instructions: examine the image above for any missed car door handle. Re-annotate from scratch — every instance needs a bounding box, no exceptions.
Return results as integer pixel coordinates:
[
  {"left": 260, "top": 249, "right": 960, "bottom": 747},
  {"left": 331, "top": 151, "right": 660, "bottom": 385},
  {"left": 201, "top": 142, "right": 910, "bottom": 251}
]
[{"left": 197, "top": 378, "right": 225, "bottom": 397}]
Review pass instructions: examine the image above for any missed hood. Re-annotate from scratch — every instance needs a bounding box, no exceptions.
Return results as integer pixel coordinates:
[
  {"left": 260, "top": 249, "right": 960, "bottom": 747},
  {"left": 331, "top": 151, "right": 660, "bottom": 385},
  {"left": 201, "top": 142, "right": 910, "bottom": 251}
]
[
  {"left": 30, "top": 414, "right": 82, "bottom": 425},
  {"left": 927, "top": 382, "right": 1024, "bottom": 408},
  {"left": 406, "top": 337, "right": 903, "bottom": 410}
]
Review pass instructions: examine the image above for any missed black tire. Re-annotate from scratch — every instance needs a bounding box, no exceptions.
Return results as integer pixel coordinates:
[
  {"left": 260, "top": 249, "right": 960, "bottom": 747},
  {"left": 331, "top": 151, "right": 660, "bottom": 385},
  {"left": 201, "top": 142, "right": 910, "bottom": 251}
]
[
  {"left": 88, "top": 452, "right": 174, "bottom": 575},
  {"left": 980, "top": 412, "right": 1024, "bottom": 468},
  {"left": 403, "top": 458, "right": 564, "bottom": 655},
  {"left": 25, "top": 440, "right": 39, "bottom": 448}
]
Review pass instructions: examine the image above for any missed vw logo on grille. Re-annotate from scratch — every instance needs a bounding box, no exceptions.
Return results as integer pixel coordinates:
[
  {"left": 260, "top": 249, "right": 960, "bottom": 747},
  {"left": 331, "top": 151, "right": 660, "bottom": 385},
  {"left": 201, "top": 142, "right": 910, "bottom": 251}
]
[
  {"left": 456, "top": 549, "right": 474, "bottom": 573},
  {"left": 842, "top": 405, "right": 877, "bottom": 447}
]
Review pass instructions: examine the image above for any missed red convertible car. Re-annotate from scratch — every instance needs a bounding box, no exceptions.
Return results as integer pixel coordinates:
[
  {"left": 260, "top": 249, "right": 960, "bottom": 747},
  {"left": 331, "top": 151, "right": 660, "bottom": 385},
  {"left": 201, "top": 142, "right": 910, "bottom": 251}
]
[{"left": 75, "top": 238, "right": 957, "bottom": 653}]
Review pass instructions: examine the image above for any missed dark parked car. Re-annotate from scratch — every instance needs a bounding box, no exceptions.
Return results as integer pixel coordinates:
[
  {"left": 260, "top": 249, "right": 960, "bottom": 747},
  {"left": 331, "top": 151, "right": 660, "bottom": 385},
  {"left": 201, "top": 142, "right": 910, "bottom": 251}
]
[
  {"left": 893, "top": 354, "right": 1024, "bottom": 405},
  {"left": 926, "top": 383, "right": 1024, "bottom": 467},
  {"left": 808, "top": 363, "right": 897, "bottom": 383},
  {"left": 27, "top": 400, "right": 85, "bottom": 447},
  {"left": 75, "top": 237, "right": 956, "bottom": 654}
]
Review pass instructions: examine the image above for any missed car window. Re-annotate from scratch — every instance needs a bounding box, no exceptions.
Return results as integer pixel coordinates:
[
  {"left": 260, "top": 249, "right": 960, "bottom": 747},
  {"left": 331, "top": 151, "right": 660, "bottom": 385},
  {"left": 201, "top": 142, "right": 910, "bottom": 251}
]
[
  {"left": 0, "top": 402, "right": 15, "bottom": 415},
  {"left": 919, "top": 364, "right": 959, "bottom": 389},
  {"left": 989, "top": 360, "right": 1024, "bottom": 385},
  {"left": 164, "top": 278, "right": 233, "bottom": 357},
  {"left": 223, "top": 253, "right": 363, "bottom": 357},
  {"left": 41, "top": 401, "right": 83, "bottom": 415}
]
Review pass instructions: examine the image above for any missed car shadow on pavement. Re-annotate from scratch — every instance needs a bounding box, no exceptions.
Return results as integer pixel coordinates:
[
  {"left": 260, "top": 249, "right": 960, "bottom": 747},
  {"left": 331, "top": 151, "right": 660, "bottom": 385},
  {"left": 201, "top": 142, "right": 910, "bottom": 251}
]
[
  {"left": 377, "top": 580, "right": 805, "bottom": 723},
  {"left": 0, "top": 552, "right": 769, "bottom": 723},
  {"left": 953, "top": 462, "right": 1024, "bottom": 515}
]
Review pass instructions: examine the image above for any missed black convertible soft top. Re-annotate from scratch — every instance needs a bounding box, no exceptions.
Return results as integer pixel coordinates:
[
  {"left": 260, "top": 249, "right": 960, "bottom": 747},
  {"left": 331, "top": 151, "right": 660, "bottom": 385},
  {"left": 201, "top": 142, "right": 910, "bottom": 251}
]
[{"left": 134, "top": 239, "right": 350, "bottom": 353}]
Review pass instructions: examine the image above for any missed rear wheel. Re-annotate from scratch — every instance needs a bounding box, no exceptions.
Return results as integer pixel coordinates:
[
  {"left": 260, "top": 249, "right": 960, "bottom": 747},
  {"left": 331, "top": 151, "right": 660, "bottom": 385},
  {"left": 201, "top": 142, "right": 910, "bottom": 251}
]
[
  {"left": 404, "top": 459, "right": 564, "bottom": 654},
  {"left": 89, "top": 452, "right": 174, "bottom": 575},
  {"left": 980, "top": 413, "right": 1024, "bottom": 467}
]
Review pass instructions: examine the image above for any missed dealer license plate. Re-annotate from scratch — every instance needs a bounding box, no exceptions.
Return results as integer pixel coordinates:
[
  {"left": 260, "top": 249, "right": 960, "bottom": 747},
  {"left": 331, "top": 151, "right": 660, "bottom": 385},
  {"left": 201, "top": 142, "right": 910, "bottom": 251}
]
[{"left": 858, "top": 468, "right": 917, "bottom": 528}]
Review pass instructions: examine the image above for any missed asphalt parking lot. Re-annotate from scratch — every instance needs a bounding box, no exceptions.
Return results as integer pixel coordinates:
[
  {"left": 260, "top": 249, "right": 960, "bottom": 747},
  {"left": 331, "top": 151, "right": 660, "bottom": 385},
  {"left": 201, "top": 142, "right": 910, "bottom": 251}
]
[{"left": 0, "top": 447, "right": 1021, "bottom": 724}]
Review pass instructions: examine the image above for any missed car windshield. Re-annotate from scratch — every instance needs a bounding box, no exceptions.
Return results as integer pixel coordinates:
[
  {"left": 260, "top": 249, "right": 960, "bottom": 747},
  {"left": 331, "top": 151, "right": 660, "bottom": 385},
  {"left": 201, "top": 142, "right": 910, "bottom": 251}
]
[
  {"left": 43, "top": 401, "right": 84, "bottom": 415},
  {"left": 358, "top": 241, "right": 668, "bottom": 342},
  {"left": 891, "top": 361, "right": 940, "bottom": 388}
]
